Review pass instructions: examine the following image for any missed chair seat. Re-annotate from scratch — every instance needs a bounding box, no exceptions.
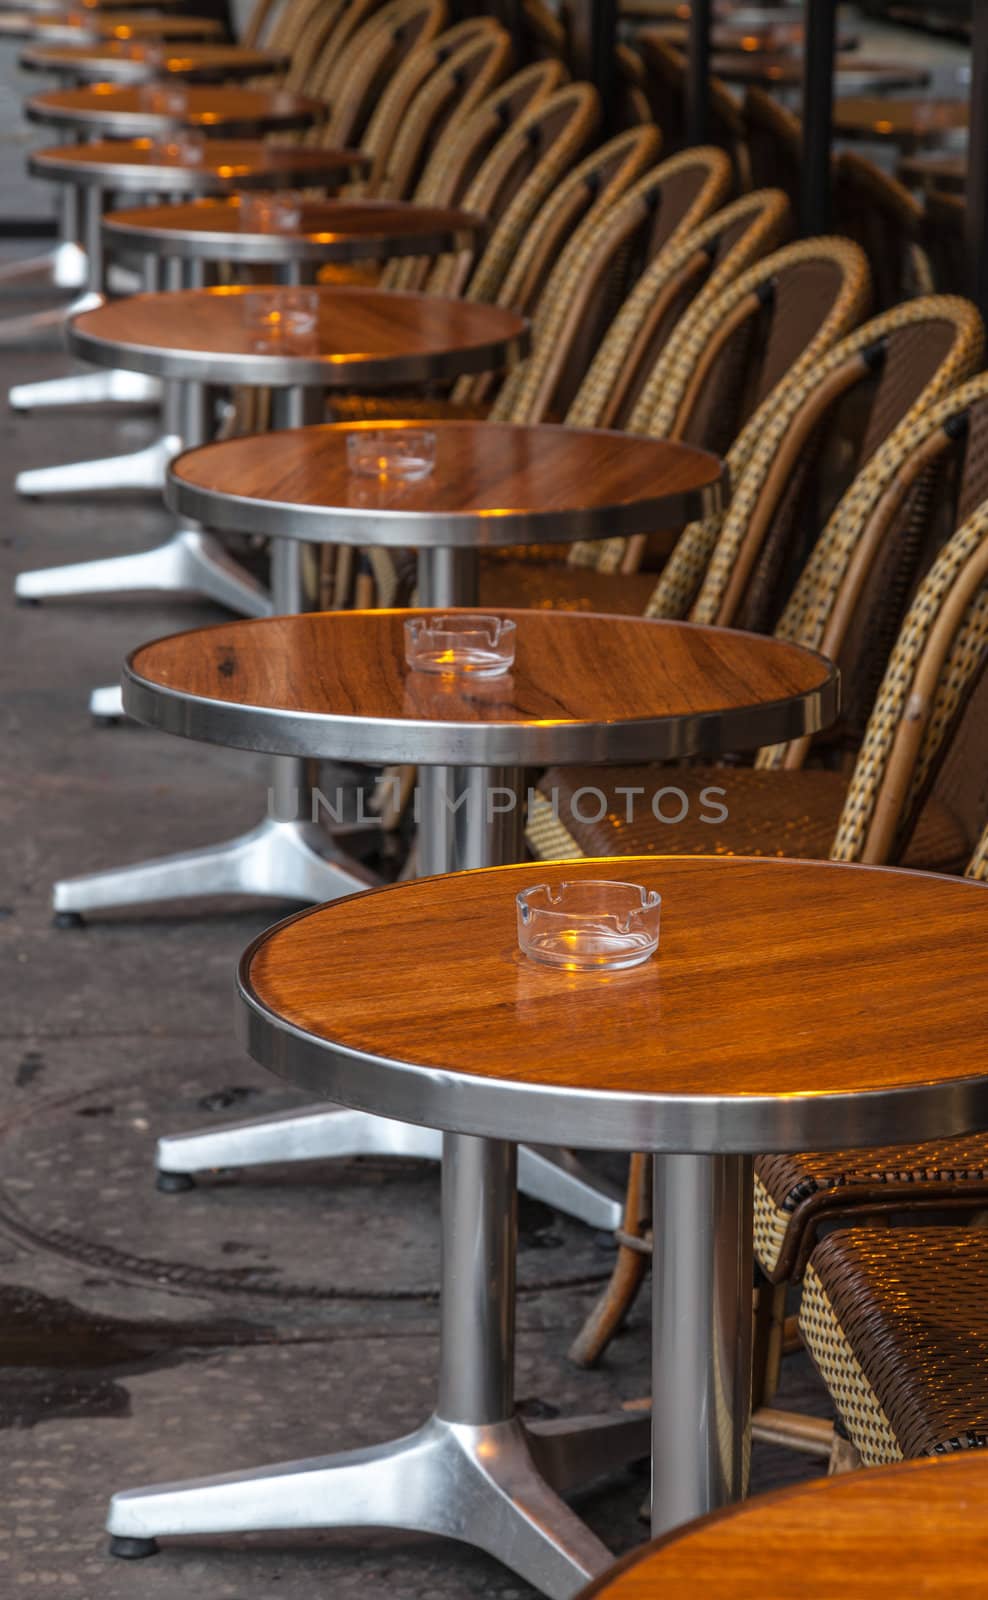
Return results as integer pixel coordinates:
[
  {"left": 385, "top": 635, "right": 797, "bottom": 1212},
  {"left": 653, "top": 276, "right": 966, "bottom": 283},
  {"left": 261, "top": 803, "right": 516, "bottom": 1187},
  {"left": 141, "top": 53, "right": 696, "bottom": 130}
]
[
  {"left": 755, "top": 1136, "right": 988, "bottom": 1282},
  {"left": 527, "top": 763, "right": 969, "bottom": 870},
  {"left": 800, "top": 1226, "right": 988, "bottom": 1466},
  {"left": 478, "top": 560, "right": 660, "bottom": 612}
]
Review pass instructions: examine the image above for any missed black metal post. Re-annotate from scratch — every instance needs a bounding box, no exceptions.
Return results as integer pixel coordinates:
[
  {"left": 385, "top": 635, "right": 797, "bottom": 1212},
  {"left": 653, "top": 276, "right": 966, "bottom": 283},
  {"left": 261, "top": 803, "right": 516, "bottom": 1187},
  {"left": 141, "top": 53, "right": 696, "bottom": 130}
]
[
  {"left": 966, "top": 5, "right": 988, "bottom": 320},
  {"left": 800, "top": 0, "right": 837, "bottom": 234},
  {"left": 568, "top": 0, "right": 618, "bottom": 134},
  {"left": 686, "top": 0, "right": 712, "bottom": 144}
]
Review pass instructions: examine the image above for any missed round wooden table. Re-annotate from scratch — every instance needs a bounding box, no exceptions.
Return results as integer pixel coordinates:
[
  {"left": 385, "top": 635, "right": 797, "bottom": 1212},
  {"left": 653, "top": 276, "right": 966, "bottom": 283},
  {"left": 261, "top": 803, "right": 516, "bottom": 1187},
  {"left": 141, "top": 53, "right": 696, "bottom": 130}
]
[
  {"left": 714, "top": 53, "right": 929, "bottom": 93},
  {"left": 656, "top": 20, "right": 860, "bottom": 52},
  {"left": 29, "top": 135, "right": 366, "bottom": 197},
  {"left": 580, "top": 1452, "right": 988, "bottom": 1598},
  {"left": 833, "top": 94, "right": 968, "bottom": 151},
  {"left": 108, "top": 847, "right": 988, "bottom": 1593},
  {"left": 102, "top": 196, "right": 487, "bottom": 270},
  {"left": 0, "top": 0, "right": 182, "bottom": 11},
  {"left": 167, "top": 419, "right": 724, "bottom": 602},
  {"left": 18, "top": 39, "right": 289, "bottom": 82},
  {"left": 0, "top": 12, "right": 223, "bottom": 42},
  {"left": 25, "top": 83, "right": 326, "bottom": 139}
]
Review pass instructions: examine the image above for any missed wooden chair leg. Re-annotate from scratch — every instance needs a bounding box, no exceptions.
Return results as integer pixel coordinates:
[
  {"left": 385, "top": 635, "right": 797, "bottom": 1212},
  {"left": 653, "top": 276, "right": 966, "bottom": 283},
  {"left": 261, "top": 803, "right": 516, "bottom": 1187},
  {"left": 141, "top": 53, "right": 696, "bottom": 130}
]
[
  {"left": 752, "top": 1273, "right": 787, "bottom": 1408},
  {"left": 568, "top": 1152, "right": 651, "bottom": 1368}
]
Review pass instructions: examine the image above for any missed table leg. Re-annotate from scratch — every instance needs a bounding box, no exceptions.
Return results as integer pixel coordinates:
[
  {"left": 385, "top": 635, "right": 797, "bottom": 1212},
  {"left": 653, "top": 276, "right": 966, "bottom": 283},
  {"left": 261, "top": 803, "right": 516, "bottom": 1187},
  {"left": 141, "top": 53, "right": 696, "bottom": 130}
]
[
  {"left": 108, "top": 1042, "right": 637, "bottom": 1596},
  {"left": 650, "top": 1152, "right": 753, "bottom": 1537},
  {"left": 0, "top": 181, "right": 90, "bottom": 348}
]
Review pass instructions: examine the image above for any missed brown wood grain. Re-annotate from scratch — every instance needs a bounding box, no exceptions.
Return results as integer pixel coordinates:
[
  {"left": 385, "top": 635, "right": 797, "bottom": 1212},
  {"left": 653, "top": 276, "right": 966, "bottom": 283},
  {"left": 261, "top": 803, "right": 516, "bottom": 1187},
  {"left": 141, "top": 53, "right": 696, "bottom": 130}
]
[
  {"left": 170, "top": 421, "right": 724, "bottom": 517},
  {"left": 130, "top": 607, "right": 832, "bottom": 730},
  {"left": 246, "top": 853, "right": 988, "bottom": 1099},
  {"left": 22, "top": 41, "right": 288, "bottom": 72},
  {"left": 28, "top": 83, "right": 325, "bottom": 128},
  {"left": 27, "top": 15, "right": 224, "bottom": 39},
  {"left": 73, "top": 285, "right": 526, "bottom": 365},
  {"left": 580, "top": 1451, "right": 988, "bottom": 1598},
  {"left": 104, "top": 196, "right": 485, "bottom": 243},
  {"left": 32, "top": 137, "right": 357, "bottom": 178},
  {"left": 833, "top": 95, "right": 968, "bottom": 140}
]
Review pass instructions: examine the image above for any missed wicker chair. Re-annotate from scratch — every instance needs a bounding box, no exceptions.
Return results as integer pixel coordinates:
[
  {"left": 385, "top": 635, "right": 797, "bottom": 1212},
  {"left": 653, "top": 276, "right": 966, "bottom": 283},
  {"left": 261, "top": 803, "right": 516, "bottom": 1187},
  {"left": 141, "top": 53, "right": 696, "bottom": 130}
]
[
  {"left": 833, "top": 151, "right": 933, "bottom": 311},
  {"left": 308, "top": 0, "right": 448, "bottom": 148},
  {"left": 743, "top": 85, "right": 801, "bottom": 217},
  {"left": 354, "top": 19, "right": 513, "bottom": 199},
  {"left": 569, "top": 235, "right": 871, "bottom": 579},
  {"left": 799, "top": 822, "right": 988, "bottom": 1471},
  {"left": 552, "top": 354, "right": 988, "bottom": 1374}
]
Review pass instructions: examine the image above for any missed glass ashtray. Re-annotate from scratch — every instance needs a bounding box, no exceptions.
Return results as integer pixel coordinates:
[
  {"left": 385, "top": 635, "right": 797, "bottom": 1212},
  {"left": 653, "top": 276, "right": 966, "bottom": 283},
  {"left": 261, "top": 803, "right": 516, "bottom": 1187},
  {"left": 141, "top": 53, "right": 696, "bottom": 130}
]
[
  {"left": 347, "top": 428, "right": 436, "bottom": 482},
  {"left": 148, "top": 131, "right": 205, "bottom": 165},
  {"left": 517, "top": 880, "right": 661, "bottom": 972},
  {"left": 237, "top": 189, "right": 304, "bottom": 233},
  {"left": 139, "top": 82, "right": 188, "bottom": 117},
  {"left": 241, "top": 287, "right": 319, "bottom": 341},
  {"left": 404, "top": 614, "right": 516, "bottom": 677}
]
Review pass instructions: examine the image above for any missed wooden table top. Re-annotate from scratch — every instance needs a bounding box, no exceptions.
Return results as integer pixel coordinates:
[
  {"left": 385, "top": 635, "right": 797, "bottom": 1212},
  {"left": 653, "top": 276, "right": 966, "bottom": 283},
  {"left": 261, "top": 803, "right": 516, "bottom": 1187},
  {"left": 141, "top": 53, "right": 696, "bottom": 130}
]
[
  {"left": 1, "top": 0, "right": 180, "bottom": 10},
  {"left": 833, "top": 94, "right": 968, "bottom": 145},
  {"left": 102, "top": 197, "right": 487, "bottom": 263},
  {"left": 20, "top": 40, "right": 289, "bottom": 78},
  {"left": 167, "top": 420, "right": 725, "bottom": 546},
  {"left": 69, "top": 285, "right": 528, "bottom": 387},
  {"left": 238, "top": 853, "right": 988, "bottom": 1153},
  {"left": 0, "top": 13, "right": 224, "bottom": 41},
  {"left": 580, "top": 1452, "right": 988, "bottom": 1598},
  {"left": 123, "top": 607, "right": 836, "bottom": 767},
  {"left": 30, "top": 138, "right": 365, "bottom": 192},
  {"left": 714, "top": 53, "right": 928, "bottom": 91},
  {"left": 655, "top": 21, "right": 859, "bottom": 52},
  {"left": 26, "top": 83, "right": 325, "bottom": 137},
  {"left": 898, "top": 151, "right": 965, "bottom": 193}
]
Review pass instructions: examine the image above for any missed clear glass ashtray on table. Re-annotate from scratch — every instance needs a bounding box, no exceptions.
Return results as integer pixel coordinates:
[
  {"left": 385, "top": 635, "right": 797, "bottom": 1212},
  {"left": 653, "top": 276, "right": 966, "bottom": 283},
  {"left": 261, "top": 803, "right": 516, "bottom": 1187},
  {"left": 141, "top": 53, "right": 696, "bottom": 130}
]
[
  {"left": 241, "top": 287, "right": 320, "bottom": 341},
  {"left": 517, "top": 880, "right": 661, "bottom": 971},
  {"left": 148, "top": 130, "right": 206, "bottom": 165},
  {"left": 404, "top": 614, "right": 516, "bottom": 677},
  {"left": 347, "top": 428, "right": 437, "bottom": 482},
  {"left": 139, "top": 82, "right": 188, "bottom": 117},
  {"left": 237, "top": 189, "right": 305, "bottom": 233}
]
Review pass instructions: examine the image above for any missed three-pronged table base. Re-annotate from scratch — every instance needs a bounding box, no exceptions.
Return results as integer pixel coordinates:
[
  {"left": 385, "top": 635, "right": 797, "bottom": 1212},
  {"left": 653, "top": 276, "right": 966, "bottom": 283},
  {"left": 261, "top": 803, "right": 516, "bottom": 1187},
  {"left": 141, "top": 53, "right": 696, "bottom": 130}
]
[
  {"left": 154, "top": 1104, "right": 624, "bottom": 1231},
  {"left": 15, "top": 526, "right": 270, "bottom": 614},
  {"left": 0, "top": 283, "right": 101, "bottom": 346},
  {"left": 52, "top": 815, "right": 375, "bottom": 921},
  {"left": 16, "top": 427, "right": 179, "bottom": 498},
  {"left": 10, "top": 367, "right": 161, "bottom": 411},
  {"left": 107, "top": 1409, "right": 647, "bottom": 1597}
]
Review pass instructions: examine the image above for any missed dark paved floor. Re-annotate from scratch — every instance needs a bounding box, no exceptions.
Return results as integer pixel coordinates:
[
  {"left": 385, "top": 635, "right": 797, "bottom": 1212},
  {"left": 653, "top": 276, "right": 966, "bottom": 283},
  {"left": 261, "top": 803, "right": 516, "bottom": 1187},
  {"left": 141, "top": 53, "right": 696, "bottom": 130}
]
[{"left": 0, "top": 283, "right": 833, "bottom": 1598}]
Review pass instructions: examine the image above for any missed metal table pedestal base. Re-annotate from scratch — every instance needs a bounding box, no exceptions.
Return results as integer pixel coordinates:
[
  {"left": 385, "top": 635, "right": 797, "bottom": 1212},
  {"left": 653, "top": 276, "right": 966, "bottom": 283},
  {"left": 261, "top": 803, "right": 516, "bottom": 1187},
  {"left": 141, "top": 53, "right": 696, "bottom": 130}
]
[
  {"left": 154, "top": 1105, "right": 623, "bottom": 1232},
  {"left": 15, "top": 523, "right": 271, "bottom": 615},
  {"left": 16, "top": 427, "right": 180, "bottom": 499},
  {"left": 107, "top": 1134, "right": 644, "bottom": 1596},
  {"left": 10, "top": 368, "right": 162, "bottom": 412}
]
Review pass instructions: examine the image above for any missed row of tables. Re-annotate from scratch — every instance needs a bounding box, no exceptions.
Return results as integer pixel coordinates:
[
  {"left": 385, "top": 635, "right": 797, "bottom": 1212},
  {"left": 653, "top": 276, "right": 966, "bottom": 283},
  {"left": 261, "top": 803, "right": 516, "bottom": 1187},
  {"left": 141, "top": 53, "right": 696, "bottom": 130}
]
[{"left": 9, "top": 3, "right": 988, "bottom": 1593}]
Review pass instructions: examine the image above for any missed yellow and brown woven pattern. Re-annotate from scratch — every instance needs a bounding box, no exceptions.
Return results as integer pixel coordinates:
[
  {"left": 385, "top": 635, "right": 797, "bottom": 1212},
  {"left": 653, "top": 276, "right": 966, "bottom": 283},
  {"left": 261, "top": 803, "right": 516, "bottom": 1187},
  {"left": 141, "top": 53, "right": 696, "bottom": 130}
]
[
  {"left": 492, "top": 146, "right": 728, "bottom": 425},
  {"left": 565, "top": 187, "right": 790, "bottom": 434},
  {"left": 831, "top": 502, "right": 988, "bottom": 863},
  {"left": 691, "top": 297, "right": 985, "bottom": 628},
  {"left": 754, "top": 1136, "right": 988, "bottom": 1281},
  {"left": 801, "top": 1228, "right": 988, "bottom": 1464},
  {"left": 968, "top": 818, "right": 988, "bottom": 881},
  {"left": 427, "top": 82, "right": 601, "bottom": 301},
  {"left": 627, "top": 238, "right": 871, "bottom": 606}
]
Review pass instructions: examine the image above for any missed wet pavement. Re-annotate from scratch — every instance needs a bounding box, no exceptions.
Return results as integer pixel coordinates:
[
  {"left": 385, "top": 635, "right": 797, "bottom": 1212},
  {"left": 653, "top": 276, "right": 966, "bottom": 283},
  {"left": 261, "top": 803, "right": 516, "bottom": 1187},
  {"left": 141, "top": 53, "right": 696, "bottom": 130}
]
[{"left": 0, "top": 279, "right": 834, "bottom": 1597}]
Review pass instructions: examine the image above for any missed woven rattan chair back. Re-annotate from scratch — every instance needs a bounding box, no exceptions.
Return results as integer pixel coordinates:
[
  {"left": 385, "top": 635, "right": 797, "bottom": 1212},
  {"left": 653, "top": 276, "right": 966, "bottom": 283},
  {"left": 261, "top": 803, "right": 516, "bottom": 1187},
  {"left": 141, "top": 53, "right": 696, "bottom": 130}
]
[
  {"left": 834, "top": 151, "right": 932, "bottom": 310},
  {"left": 830, "top": 502, "right": 988, "bottom": 867},
  {"left": 567, "top": 186, "right": 792, "bottom": 438},
  {"left": 448, "top": 124, "right": 662, "bottom": 410},
  {"left": 639, "top": 33, "right": 748, "bottom": 182},
  {"left": 921, "top": 188, "right": 967, "bottom": 297},
  {"left": 487, "top": 143, "right": 731, "bottom": 425},
  {"left": 587, "top": 236, "right": 870, "bottom": 584},
  {"left": 421, "top": 81, "right": 601, "bottom": 300},
  {"left": 311, "top": 0, "right": 448, "bottom": 147},
  {"left": 241, "top": 0, "right": 287, "bottom": 48},
  {"left": 282, "top": 0, "right": 369, "bottom": 93},
  {"left": 689, "top": 296, "right": 984, "bottom": 637},
  {"left": 356, "top": 19, "right": 512, "bottom": 197},
  {"left": 743, "top": 86, "right": 802, "bottom": 218},
  {"left": 263, "top": 0, "right": 336, "bottom": 53}
]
